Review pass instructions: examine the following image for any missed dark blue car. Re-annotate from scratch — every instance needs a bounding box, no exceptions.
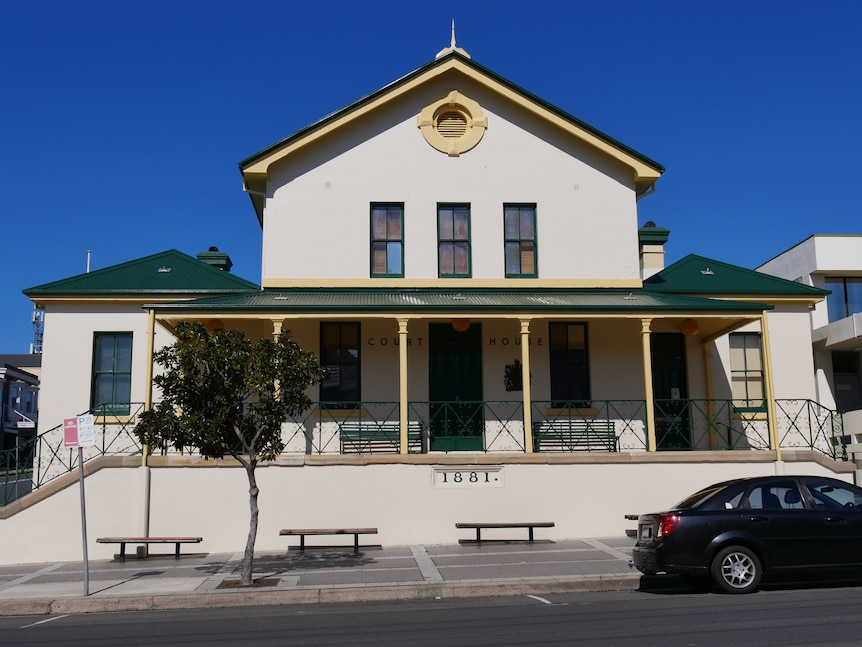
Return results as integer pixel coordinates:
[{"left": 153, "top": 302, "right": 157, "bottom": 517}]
[{"left": 631, "top": 475, "right": 862, "bottom": 593}]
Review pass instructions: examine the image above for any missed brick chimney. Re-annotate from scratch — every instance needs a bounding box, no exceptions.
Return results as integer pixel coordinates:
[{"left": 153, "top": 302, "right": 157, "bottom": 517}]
[
  {"left": 196, "top": 246, "right": 233, "bottom": 272},
  {"left": 638, "top": 222, "right": 670, "bottom": 279}
]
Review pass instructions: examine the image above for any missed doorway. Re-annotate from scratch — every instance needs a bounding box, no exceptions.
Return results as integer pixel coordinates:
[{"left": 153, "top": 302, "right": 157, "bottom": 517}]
[
  {"left": 428, "top": 323, "right": 484, "bottom": 451},
  {"left": 651, "top": 333, "right": 691, "bottom": 450}
]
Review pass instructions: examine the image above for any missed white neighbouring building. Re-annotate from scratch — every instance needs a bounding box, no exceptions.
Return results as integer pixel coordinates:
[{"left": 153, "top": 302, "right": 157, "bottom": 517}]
[
  {"left": 3, "top": 44, "right": 853, "bottom": 565},
  {"left": 758, "top": 235, "right": 862, "bottom": 441}
]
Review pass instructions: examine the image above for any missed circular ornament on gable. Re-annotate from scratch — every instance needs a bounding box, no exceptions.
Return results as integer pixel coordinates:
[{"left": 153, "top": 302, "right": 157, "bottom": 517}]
[{"left": 417, "top": 90, "right": 487, "bottom": 156}]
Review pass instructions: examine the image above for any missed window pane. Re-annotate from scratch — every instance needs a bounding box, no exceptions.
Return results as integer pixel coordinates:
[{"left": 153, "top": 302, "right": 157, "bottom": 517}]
[
  {"left": 372, "top": 243, "right": 387, "bottom": 274},
  {"left": 504, "top": 208, "right": 519, "bottom": 239},
  {"left": 94, "top": 375, "right": 113, "bottom": 406},
  {"left": 372, "top": 209, "right": 387, "bottom": 239},
  {"left": 505, "top": 242, "right": 520, "bottom": 274},
  {"left": 95, "top": 337, "right": 114, "bottom": 371},
  {"left": 453, "top": 208, "right": 469, "bottom": 240},
  {"left": 320, "top": 323, "right": 360, "bottom": 402},
  {"left": 115, "top": 335, "right": 133, "bottom": 372},
  {"left": 745, "top": 344, "right": 762, "bottom": 371},
  {"left": 549, "top": 323, "right": 589, "bottom": 402},
  {"left": 388, "top": 209, "right": 402, "bottom": 239},
  {"left": 114, "top": 374, "right": 132, "bottom": 403},
  {"left": 439, "top": 208, "right": 453, "bottom": 239},
  {"left": 439, "top": 244, "right": 454, "bottom": 275},
  {"left": 386, "top": 242, "right": 401, "bottom": 274},
  {"left": 520, "top": 244, "right": 535, "bottom": 275},
  {"left": 519, "top": 209, "right": 535, "bottom": 239},
  {"left": 847, "top": 278, "right": 862, "bottom": 316},
  {"left": 454, "top": 242, "right": 469, "bottom": 274},
  {"left": 826, "top": 279, "right": 848, "bottom": 322}
]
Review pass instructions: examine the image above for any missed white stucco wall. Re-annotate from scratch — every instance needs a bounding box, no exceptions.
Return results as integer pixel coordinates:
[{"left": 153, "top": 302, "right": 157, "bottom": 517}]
[
  {"left": 0, "top": 458, "right": 850, "bottom": 566},
  {"left": 261, "top": 75, "right": 642, "bottom": 283},
  {"left": 37, "top": 304, "right": 174, "bottom": 435}
]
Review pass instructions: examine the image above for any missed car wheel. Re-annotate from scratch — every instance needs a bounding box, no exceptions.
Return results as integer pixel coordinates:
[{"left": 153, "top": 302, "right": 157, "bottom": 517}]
[{"left": 711, "top": 545, "right": 762, "bottom": 594}]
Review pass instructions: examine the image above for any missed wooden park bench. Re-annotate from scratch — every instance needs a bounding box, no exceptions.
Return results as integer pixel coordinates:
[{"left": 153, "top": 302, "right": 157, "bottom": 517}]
[
  {"left": 532, "top": 419, "right": 617, "bottom": 452},
  {"left": 96, "top": 536, "right": 203, "bottom": 562},
  {"left": 455, "top": 521, "right": 555, "bottom": 545},
  {"left": 279, "top": 527, "right": 378, "bottom": 554},
  {"left": 339, "top": 420, "right": 425, "bottom": 454}
]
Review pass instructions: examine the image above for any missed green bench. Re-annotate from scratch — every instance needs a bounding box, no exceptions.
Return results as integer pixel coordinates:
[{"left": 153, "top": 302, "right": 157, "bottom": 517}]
[
  {"left": 532, "top": 419, "right": 617, "bottom": 452},
  {"left": 339, "top": 421, "right": 425, "bottom": 454}
]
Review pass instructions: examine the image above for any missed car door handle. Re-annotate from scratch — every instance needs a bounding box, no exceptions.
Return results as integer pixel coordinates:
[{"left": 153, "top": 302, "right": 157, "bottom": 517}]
[
  {"left": 825, "top": 516, "right": 846, "bottom": 523},
  {"left": 749, "top": 516, "right": 769, "bottom": 522}
]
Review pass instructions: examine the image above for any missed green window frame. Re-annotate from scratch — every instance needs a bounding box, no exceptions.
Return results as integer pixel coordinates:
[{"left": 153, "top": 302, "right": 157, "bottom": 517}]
[
  {"left": 370, "top": 203, "right": 404, "bottom": 277},
  {"left": 548, "top": 322, "right": 591, "bottom": 406},
  {"left": 320, "top": 322, "right": 361, "bottom": 405},
  {"left": 730, "top": 333, "right": 764, "bottom": 411},
  {"left": 91, "top": 332, "right": 133, "bottom": 415},
  {"left": 438, "top": 203, "right": 471, "bottom": 277},
  {"left": 504, "top": 204, "right": 537, "bottom": 278}
]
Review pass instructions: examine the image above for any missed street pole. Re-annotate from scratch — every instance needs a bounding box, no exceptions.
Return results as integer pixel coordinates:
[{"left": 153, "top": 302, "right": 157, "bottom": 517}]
[{"left": 78, "top": 447, "right": 90, "bottom": 596}]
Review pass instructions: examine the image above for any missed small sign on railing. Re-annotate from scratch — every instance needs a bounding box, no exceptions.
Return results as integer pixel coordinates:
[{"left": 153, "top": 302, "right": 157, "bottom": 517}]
[{"left": 63, "top": 415, "right": 95, "bottom": 448}]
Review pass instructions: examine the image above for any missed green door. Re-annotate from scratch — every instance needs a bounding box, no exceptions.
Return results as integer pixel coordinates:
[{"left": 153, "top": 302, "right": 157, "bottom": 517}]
[
  {"left": 429, "top": 323, "right": 484, "bottom": 451},
  {"left": 651, "top": 333, "right": 691, "bottom": 450}
]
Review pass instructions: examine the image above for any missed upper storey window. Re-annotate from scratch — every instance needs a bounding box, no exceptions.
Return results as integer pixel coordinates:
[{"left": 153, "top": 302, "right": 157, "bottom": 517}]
[
  {"left": 438, "top": 204, "right": 471, "bottom": 277},
  {"left": 825, "top": 277, "right": 862, "bottom": 323},
  {"left": 504, "top": 204, "right": 537, "bottom": 278},
  {"left": 371, "top": 203, "right": 403, "bottom": 277}
]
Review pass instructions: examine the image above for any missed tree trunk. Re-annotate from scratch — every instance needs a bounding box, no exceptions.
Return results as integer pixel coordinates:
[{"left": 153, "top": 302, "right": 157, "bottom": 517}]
[{"left": 239, "top": 460, "right": 259, "bottom": 586}]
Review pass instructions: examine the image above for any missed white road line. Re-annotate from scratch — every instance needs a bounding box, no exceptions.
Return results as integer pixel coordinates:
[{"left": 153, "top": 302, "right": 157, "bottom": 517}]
[
  {"left": 21, "top": 615, "right": 69, "bottom": 629},
  {"left": 527, "top": 594, "right": 553, "bottom": 605}
]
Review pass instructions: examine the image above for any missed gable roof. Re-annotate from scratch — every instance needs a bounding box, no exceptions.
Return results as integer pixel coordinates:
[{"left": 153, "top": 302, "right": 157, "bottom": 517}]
[
  {"left": 23, "top": 250, "right": 260, "bottom": 298},
  {"left": 239, "top": 51, "right": 665, "bottom": 224},
  {"left": 644, "top": 254, "right": 828, "bottom": 299}
]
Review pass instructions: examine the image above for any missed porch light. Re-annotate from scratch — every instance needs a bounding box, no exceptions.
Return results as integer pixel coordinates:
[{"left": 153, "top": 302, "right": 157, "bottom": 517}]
[
  {"left": 452, "top": 318, "right": 471, "bottom": 332},
  {"left": 206, "top": 319, "right": 225, "bottom": 334},
  {"left": 680, "top": 319, "right": 699, "bottom": 336}
]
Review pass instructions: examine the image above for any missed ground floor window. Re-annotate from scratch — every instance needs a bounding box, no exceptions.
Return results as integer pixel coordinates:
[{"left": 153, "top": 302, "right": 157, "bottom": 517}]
[
  {"left": 549, "top": 322, "right": 590, "bottom": 406},
  {"left": 730, "top": 333, "right": 764, "bottom": 410},
  {"left": 320, "top": 322, "right": 360, "bottom": 405},
  {"left": 91, "top": 332, "right": 133, "bottom": 415}
]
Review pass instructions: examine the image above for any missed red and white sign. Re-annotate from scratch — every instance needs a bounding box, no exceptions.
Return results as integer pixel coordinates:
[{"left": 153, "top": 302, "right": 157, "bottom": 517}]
[{"left": 64, "top": 415, "right": 96, "bottom": 448}]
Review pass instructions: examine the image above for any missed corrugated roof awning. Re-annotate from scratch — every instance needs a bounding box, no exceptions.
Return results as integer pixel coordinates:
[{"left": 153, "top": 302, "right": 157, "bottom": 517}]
[{"left": 144, "top": 288, "right": 771, "bottom": 315}]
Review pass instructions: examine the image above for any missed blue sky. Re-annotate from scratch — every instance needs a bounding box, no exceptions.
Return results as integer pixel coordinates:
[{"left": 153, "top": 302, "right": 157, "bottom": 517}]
[{"left": 2, "top": 1, "right": 860, "bottom": 353}]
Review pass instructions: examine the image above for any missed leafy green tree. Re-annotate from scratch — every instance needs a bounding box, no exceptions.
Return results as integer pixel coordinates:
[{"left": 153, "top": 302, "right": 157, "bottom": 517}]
[{"left": 135, "top": 321, "right": 322, "bottom": 586}]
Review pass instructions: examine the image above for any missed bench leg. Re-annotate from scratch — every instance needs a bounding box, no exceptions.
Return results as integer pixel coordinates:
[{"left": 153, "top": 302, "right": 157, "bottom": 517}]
[
  {"left": 528, "top": 527, "right": 535, "bottom": 543},
  {"left": 475, "top": 528, "right": 482, "bottom": 544},
  {"left": 175, "top": 543, "right": 181, "bottom": 559},
  {"left": 354, "top": 533, "right": 359, "bottom": 553},
  {"left": 299, "top": 535, "right": 306, "bottom": 554},
  {"left": 119, "top": 543, "right": 126, "bottom": 563}
]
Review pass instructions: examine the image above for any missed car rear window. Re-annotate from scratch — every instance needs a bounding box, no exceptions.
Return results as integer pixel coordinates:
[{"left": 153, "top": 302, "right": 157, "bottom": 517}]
[{"left": 674, "top": 484, "right": 730, "bottom": 509}]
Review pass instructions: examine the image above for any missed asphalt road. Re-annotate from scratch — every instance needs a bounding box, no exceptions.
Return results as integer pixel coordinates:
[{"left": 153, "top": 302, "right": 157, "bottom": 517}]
[{"left": 4, "top": 583, "right": 862, "bottom": 646}]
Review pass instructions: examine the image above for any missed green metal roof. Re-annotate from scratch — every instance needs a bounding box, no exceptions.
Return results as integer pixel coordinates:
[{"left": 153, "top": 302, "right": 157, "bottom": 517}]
[
  {"left": 24, "top": 250, "right": 260, "bottom": 297},
  {"left": 644, "top": 255, "right": 829, "bottom": 298},
  {"left": 145, "top": 287, "right": 769, "bottom": 315}
]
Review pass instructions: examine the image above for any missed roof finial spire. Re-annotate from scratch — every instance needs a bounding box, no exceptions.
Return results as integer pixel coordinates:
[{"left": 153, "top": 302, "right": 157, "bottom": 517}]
[{"left": 436, "top": 19, "right": 470, "bottom": 59}]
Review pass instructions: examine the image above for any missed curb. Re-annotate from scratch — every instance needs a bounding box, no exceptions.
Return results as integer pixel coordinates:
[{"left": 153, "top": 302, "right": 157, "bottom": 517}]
[{"left": 0, "top": 574, "right": 642, "bottom": 617}]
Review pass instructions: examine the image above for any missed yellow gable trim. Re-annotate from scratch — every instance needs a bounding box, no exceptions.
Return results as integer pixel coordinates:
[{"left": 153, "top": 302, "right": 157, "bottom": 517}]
[{"left": 241, "top": 57, "right": 661, "bottom": 189}]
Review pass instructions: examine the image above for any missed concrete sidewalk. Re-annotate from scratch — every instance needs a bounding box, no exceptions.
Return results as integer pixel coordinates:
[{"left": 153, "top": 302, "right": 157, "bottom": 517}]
[{"left": 0, "top": 537, "right": 641, "bottom": 616}]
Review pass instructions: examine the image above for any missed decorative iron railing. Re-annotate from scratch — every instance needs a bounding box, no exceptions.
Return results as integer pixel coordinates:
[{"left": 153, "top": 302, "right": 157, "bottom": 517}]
[{"left": 0, "top": 399, "right": 848, "bottom": 504}]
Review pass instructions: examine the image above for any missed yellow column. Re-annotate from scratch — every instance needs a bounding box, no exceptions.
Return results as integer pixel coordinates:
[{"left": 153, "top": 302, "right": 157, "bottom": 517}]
[
  {"left": 520, "top": 319, "right": 534, "bottom": 453},
  {"left": 398, "top": 318, "right": 409, "bottom": 454},
  {"left": 760, "top": 312, "right": 782, "bottom": 462},
  {"left": 641, "top": 318, "right": 656, "bottom": 452},
  {"left": 271, "top": 318, "right": 283, "bottom": 339},
  {"left": 142, "top": 309, "right": 156, "bottom": 467}
]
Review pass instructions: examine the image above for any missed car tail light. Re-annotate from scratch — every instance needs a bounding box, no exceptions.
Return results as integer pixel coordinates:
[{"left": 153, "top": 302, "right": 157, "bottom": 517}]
[{"left": 658, "top": 514, "right": 680, "bottom": 538}]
